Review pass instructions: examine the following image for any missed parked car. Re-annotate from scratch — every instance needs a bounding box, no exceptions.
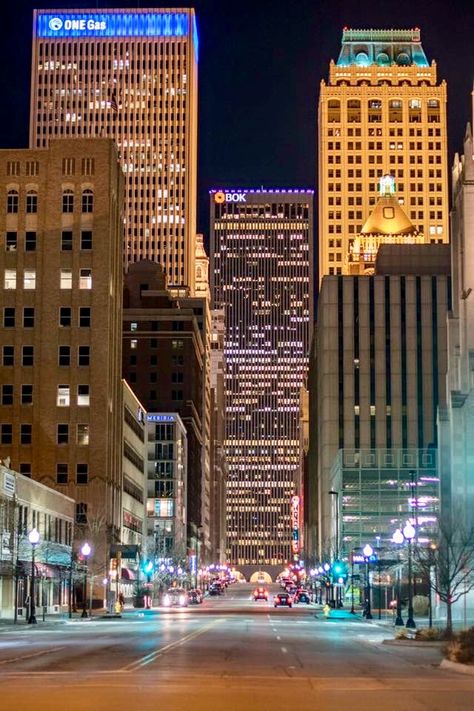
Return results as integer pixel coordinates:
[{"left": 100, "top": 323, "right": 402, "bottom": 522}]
[
  {"left": 188, "top": 589, "right": 203, "bottom": 604},
  {"left": 294, "top": 589, "right": 311, "bottom": 604}
]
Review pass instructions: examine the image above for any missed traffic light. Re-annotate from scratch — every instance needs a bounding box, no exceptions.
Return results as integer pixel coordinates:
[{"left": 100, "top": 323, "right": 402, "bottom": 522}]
[
  {"left": 141, "top": 559, "right": 154, "bottom": 576},
  {"left": 331, "top": 560, "right": 348, "bottom": 582}
]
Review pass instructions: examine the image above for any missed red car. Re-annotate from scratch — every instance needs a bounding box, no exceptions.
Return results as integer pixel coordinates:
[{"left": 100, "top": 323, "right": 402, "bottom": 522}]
[
  {"left": 274, "top": 592, "right": 293, "bottom": 608},
  {"left": 253, "top": 587, "right": 269, "bottom": 601}
]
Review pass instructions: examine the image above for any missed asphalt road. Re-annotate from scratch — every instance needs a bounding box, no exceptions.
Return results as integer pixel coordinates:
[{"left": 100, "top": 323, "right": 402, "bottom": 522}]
[{"left": 0, "top": 583, "right": 472, "bottom": 711}]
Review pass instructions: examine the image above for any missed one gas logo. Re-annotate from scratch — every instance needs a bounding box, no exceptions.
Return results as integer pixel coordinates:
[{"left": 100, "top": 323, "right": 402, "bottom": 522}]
[
  {"left": 49, "top": 17, "right": 63, "bottom": 31},
  {"left": 214, "top": 191, "right": 246, "bottom": 204}
]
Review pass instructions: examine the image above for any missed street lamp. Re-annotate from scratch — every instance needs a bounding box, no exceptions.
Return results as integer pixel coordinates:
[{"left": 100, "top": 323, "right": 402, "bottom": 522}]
[
  {"left": 363, "top": 543, "right": 373, "bottom": 620},
  {"left": 392, "top": 528, "right": 405, "bottom": 626},
  {"left": 81, "top": 542, "right": 91, "bottom": 619},
  {"left": 403, "top": 522, "right": 416, "bottom": 629},
  {"left": 27, "top": 528, "right": 40, "bottom": 624}
]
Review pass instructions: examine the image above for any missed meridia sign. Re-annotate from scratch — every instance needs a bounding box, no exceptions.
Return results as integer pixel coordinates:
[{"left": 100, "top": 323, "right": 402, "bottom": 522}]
[{"left": 214, "top": 191, "right": 247, "bottom": 204}]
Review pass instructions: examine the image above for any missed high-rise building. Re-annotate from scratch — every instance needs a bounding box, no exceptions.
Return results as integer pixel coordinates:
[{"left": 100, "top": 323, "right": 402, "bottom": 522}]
[
  {"left": 0, "top": 139, "right": 124, "bottom": 571},
  {"left": 318, "top": 28, "right": 448, "bottom": 280},
  {"left": 307, "top": 245, "right": 450, "bottom": 557},
  {"left": 30, "top": 8, "right": 198, "bottom": 288},
  {"left": 210, "top": 189, "right": 313, "bottom": 576}
]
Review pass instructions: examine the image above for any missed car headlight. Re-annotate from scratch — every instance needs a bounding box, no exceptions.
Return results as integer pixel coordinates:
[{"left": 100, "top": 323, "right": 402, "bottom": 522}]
[
  {"left": 179, "top": 595, "right": 186, "bottom": 606},
  {"left": 163, "top": 594, "right": 171, "bottom": 606}
]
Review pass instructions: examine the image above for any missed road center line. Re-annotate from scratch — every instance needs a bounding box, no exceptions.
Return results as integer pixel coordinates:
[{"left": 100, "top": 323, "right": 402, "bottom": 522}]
[
  {"left": 121, "top": 619, "right": 223, "bottom": 672},
  {"left": 0, "top": 645, "right": 65, "bottom": 666}
]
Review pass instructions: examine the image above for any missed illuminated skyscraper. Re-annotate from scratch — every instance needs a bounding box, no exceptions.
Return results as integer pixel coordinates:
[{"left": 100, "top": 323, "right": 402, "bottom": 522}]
[
  {"left": 318, "top": 28, "right": 448, "bottom": 280},
  {"left": 210, "top": 190, "right": 313, "bottom": 573},
  {"left": 30, "top": 8, "right": 198, "bottom": 289}
]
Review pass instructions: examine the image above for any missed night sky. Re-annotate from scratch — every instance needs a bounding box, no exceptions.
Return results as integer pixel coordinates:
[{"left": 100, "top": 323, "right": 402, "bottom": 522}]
[{"left": 1, "top": 0, "right": 473, "bottom": 240}]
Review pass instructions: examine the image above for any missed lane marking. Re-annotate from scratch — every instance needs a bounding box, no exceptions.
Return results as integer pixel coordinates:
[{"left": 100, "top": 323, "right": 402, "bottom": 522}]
[
  {"left": 0, "top": 645, "right": 65, "bottom": 666},
  {"left": 121, "top": 619, "right": 223, "bottom": 672}
]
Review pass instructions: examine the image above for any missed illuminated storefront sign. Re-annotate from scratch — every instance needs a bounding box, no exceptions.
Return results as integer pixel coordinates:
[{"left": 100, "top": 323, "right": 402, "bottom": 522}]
[
  {"left": 36, "top": 12, "right": 190, "bottom": 38},
  {"left": 291, "top": 495, "right": 300, "bottom": 555},
  {"left": 214, "top": 191, "right": 247, "bottom": 204},
  {"left": 147, "top": 414, "right": 176, "bottom": 423}
]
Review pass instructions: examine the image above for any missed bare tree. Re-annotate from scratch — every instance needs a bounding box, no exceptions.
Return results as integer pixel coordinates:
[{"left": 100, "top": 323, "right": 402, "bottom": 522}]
[{"left": 415, "top": 516, "right": 474, "bottom": 635}]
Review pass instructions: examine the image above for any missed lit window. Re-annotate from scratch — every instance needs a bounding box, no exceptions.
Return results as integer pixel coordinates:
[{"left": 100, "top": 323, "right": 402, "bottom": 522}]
[
  {"left": 60, "top": 269, "right": 72, "bottom": 289},
  {"left": 57, "top": 385, "right": 70, "bottom": 407},
  {"left": 77, "top": 424, "right": 89, "bottom": 445},
  {"left": 4, "top": 269, "right": 16, "bottom": 289},
  {"left": 24, "top": 270, "right": 36, "bottom": 289},
  {"left": 77, "top": 385, "right": 90, "bottom": 406},
  {"left": 79, "top": 268, "right": 92, "bottom": 289},
  {"left": 131, "top": 339, "right": 138, "bottom": 349}
]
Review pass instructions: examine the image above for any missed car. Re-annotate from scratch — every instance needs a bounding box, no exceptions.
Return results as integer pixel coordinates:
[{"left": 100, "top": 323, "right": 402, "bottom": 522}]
[
  {"left": 208, "top": 582, "right": 223, "bottom": 595},
  {"left": 162, "top": 588, "right": 188, "bottom": 608},
  {"left": 294, "top": 589, "right": 311, "bottom": 604},
  {"left": 253, "top": 587, "right": 269, "bottom": 601},
  {"left": 188, "top": 588, "right": 203, "bottom": 604},
  {"left": 274, "top": 592, "right": 293, "bottom": 608}
]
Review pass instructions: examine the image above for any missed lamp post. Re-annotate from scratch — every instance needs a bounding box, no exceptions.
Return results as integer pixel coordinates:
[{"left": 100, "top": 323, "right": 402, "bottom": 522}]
[
  {"left": 81, "top": 542, "right": 91, "bottom": 619},
  {"left": 363, "top": 543, "right": 373, "bottom": 620},
  {"left": 391, "top": 528, "right": 405, "bottom": 626},
  {"left": 403, "top": 522, "right": 416, "bottom": 629},
  {"left": 350, "top": 552, "right": 355, "bottom": 614},
  {"left": 27, "top": 528, "right": 40, "bottom": 624}
]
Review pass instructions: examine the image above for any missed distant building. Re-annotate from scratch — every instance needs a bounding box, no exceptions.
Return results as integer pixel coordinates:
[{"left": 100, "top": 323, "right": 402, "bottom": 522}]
[
  {"left": 0, "top": 139, "right": 124, "bottom": 581},
  {"left": 210, "top": 308, "right": 227, "bottom": 563},
  {"left": 318, "top": 28, "right": 449, "bottom": 280},
  {"left": 308, "top": 246, "right": 450, "bottom": 557},
  {"left": 30, "top": 8, "right": 199, "bottom": 288},
  {"left": 122, "top": 261, "right": 207, "bottom": 564},
  {"left": 210, "top": 189, "right": 313, "bottom": 575},
  {"left": 144, "top": 413, "right": 187, "bottom": 561},
  {"left": 0, "top": 464, "right": 74, "bottom": 619}
]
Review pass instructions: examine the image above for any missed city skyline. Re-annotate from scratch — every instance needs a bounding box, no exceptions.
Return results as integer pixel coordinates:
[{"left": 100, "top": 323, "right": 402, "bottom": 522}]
[{"left": 1, "top": 1, "right": 473, "bottom": 247}]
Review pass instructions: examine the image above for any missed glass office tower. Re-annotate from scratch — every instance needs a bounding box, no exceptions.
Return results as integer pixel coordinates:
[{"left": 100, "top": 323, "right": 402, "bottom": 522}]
[
  {"left": 211, "top": 190, "right": 313, "bottom": 570},
  {"left": 30, "top": 8, "right": 198, "bottom": 288}
]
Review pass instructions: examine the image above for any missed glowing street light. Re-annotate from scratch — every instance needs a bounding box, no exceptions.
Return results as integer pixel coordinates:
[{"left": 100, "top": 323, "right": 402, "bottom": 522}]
[
  {"left": 363, "top": 544, "right": 374, "bottom": 620},
  {"left": 27, "top": 528, "right": 40, "bottom": 625},
  {"left": 81, "top": 542, "right": 91, "bottom": 619}
]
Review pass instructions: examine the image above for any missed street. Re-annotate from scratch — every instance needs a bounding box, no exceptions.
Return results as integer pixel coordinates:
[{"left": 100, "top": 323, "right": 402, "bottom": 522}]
[{"left": 0, "top": 584, "right": 472, "bottom": 710}]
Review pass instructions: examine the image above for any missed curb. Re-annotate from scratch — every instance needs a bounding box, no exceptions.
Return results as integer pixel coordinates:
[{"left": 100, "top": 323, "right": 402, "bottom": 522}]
[
  {"left": 382, "top": 639, "right": 446, "bottom": 648},
  {"left": 440, "top": 658, "right": 474, "bottom": 675}
]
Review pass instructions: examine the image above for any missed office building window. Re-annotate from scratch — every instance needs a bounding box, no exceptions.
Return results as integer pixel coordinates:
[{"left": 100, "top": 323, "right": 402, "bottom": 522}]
[
  {"left": 61, "top": 231, "right": 73, "bottom": 251},
  {"left": 79, "top": 307, "right": 91, "bottom": 327},
  {"left": 62, "top": 190, "right": 74, "bottom": 213},
  {"left": 79, "top": 269, "right": 92, "bottom": 289},
  {"left": 75, "top": 502, "right": 88, "bottom": 524},
  {"left": 3, "top": 308, "right": 15, "bottom": 327},
  {"left": 58, "top": 345, "right": 70, "bottom": 366},
  {"left": 78, "top": 346, "right": 90, "bottom": 366},
  {"left": 77, "top": 385, "right": 90, "bottom": 406},
  {"left": 22, "top": 346, "right": 34, "bottom": 366},
  {"left": 60, "top": 269, "right": 72, "bottom": 289},
  {"left": 20, "top": 424, "right": 32, "bottom": 445},
  {"left": 57, "top": 385, "right": 70, "bottom": 407},
  {"left": 59, "top": 307, "right": 71, "bottom": 327},
  {"left": 1, "top": 385, "right": 13, "bottom": 405},
  {"left": 0, "top": 424, "right": 12, "bottom": 444},
  {"left": 21, "top": 385, "right": 33, "bottom": 405},
  {"left": 24, "top": 270, "right": 36, "bottom": 290},
  {"left": 5, "top": 232, "right": 17, "bottom": 251},
  {"left": 23, "top": 308, "right": 35, "bottom": 328},
  {"left": 26, "top": 191, "right": 38, "bottom": 214},
  {"left": 81, "top": 190, "right": 94, "bottom": 213},
  {"left": 77, "top": 424, "right": 89, "bottom": 445},
  {"left": 76, "top": 463, "right": 88, "bottom": 485},
  {"left": 57, "top": 424, "right": 69, "bottom": 444},
  {"left": 19, "top": 463, "right": 31, "bottom": 477},
  {"left": 7, "top": 190, "right": 19, "bottom": 214},
  {"left": 2, "top": 346, "right": 14, "bottom": 366},
  {"left": 81, "top": 231, "right": 92, "bottom": 250},
  {"left": 25, "top": 232, "right": 36, "bottom": 251},
  {"left": 57, "top": 464, "right": 68, "bottom": 485},
  {"left": 4, "top": 269, "right": 16, "bottom": 289}
]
